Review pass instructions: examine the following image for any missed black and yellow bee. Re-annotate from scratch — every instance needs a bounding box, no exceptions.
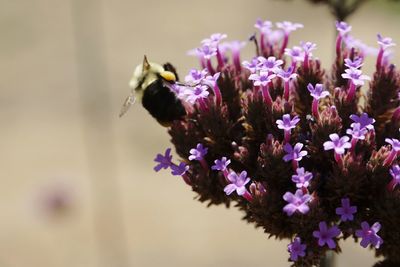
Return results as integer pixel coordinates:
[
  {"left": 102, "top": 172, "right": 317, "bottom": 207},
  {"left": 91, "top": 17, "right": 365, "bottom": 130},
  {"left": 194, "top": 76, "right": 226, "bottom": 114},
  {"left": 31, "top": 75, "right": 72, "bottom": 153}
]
[{"left": 120, "top": 56, "right": 186, "bottom": 126}]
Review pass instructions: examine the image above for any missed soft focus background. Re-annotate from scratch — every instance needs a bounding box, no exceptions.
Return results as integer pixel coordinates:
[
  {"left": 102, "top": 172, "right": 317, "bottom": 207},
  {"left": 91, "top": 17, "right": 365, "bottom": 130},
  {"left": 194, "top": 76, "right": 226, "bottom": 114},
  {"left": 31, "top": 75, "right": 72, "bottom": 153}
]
[{"left": 1, "top": 0, "right": 400, "bottom": 266}]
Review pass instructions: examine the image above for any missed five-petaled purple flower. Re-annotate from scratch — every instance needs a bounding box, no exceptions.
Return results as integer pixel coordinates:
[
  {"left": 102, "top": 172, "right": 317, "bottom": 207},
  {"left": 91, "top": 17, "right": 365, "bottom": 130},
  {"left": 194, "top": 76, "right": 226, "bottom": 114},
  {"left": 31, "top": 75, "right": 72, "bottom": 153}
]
[
  {"left": 341, "top": 68, "right": 371, "bottom": 86},
  {"left": 336, "top": 198, "right": 357, "bottom": 221},
  {"left": 285, "top": 46, "right": 304, "bottom": 62},
  {"left": 344, "top": 57, "right": 363, "bottom": 69},
  {"left": 171, "top": 162, "right": 189, "bottom": 176},
  {"left": 336, "top": 21, "right": 352, "bottom": 36},
  {"left": 211, "top": 157, "right": 231, "bottom": 171},
  {"left": 307, "top": 83, "right": 330, "bottom": 100},
  {"left": 313, "top": 221, "right": 341, "bottom": 249},
  {"left": 288, "top": 237, "right": 307, "bottom": 261},
  {"left": 185, "top": 84, "right": 209, "bottom": 104},
  {"left": 276, "top": 114, "right": 300, "bottom": 131},
  {"left": 154, "top": 148, "right": 172, "bottom": 172},
  {"left": 323, "top": 134, "right": 351, "bottom": 155},
  {"left": 258, "top": 56, "right": 283, "bottom": 73},
  {"left": 248, "top": 71, "right": 276, "bottom": 87},
  {"left": 283, "top": 189, "right": 312, "bottom": 216},
  {"left": 346, "top": 123, "right": 367, "bottom": 140},
  {"left": 377, "top": 34, "right": 396, "bottom": 50},
  {"left": 283, "top": 143, "right": 308, "bottom": 162},
  {"left": 242, "top": 57, "right": 259, "bottom": 73},
  {"left": 389, "top": 164, "right": 400, "bottom": 190},
  {"left": 276, "top": 21, "right": 303, "bottom": 33},
  {"left": 189, "top": 143, "right": 208, "bottom": 161},
  {"left": 350, "top": 113, "right": 375, "bottom": 131},
  {"left": 224, "top": 171, "right": 251, "bottom": 196},
  {"left": 292, "top": 167, "right": 313, "bottom": 188},
  {"left": 277, "top": 67, "right": 298, "bottom": 82},
  {"left": 185, "top": 68, "right": 208, "bottom": 85},
  {"left": 355, "top": 221, "right": 383, "bottom": 249}
]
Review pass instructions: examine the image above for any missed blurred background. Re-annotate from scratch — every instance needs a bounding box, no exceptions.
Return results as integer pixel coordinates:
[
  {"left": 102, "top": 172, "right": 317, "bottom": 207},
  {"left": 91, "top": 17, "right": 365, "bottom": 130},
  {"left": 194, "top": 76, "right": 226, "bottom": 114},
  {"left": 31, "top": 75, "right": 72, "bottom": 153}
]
[{"left": 1, "top": 0, "right": 400, "bottom": 266}]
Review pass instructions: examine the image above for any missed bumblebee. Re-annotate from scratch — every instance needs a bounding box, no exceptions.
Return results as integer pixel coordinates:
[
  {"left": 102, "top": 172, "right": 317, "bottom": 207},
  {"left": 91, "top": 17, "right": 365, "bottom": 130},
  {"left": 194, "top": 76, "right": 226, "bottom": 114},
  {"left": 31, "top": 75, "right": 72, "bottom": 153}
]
[{"left": 120, "top": 56, "right": 186, "bottom": 126}]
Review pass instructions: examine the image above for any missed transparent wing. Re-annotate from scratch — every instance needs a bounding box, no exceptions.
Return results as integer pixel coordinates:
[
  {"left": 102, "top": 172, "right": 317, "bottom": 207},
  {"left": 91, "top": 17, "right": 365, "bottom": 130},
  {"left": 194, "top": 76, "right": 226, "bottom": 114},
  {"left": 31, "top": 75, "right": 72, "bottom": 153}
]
[{"left": 119, "top": 91, "right": 136, "bottom": 117}]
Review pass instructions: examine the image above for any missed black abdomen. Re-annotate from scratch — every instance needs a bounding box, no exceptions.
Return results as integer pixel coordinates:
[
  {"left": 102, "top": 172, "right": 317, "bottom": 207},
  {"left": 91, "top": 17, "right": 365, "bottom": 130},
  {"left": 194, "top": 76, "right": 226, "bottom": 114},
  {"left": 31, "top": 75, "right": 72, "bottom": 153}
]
[{"left": 142, "top": 79, "right": 186, "bottom": 125}]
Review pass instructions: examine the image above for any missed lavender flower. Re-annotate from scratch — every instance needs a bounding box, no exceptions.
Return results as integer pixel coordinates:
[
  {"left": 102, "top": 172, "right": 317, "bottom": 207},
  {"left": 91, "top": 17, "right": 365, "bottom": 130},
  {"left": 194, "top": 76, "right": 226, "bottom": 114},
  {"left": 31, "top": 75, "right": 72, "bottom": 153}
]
[
  {"left": 355, "top": 222, "right": 383, "bottom": 249},
  {"left": 283, "top": 143, "right": 308, "bottom": 167},
  {"left": 336, "top": 198, "right": 357, "bottom": 221},
  {"left": 171, "top": 162, "right": 189, "bottom": 176},
  {"left": 323, "top": 134, "right": 351, "bottom": 155},
  {"left": 201, "top": 33, "right": 227, "bottom": 46},
  {"left": 292, "top": 167, "right": 313, "bottom": 188},
  {"left": 342, "top": 68, "right": 371, "bottom": 86},
  {"left": 189, "top": 143, "right": 208, "bottom": 161},
  {"left": 301, "top": 41, "right": 316, "bottom": 70},
  {"left": 377, "top": 34, "right": 396, "bottom": 50},
  {"left": 388, "top": 164, "right": 400, "bottom": 190},
  {"left": 154, "top": 148, "right": 172, "bottom": 172},
  {"left": 185, "top": 85, "right": 209, "bottom": 105},
  {"left": 276, "top": 114, "right": 300, "bottom": 142},
  {"left": 242, "top": 57, "right": 259, "bottom": 73},
  {"left": 211, "top": 157, "right": 231, "bottom": 172},
  {"left": 254, "top": 19, "right": 273, "bottom": 33},
  {"left": 313, "top": 222, "right": 341, "bottom": 249},
  {"left": 276, "top": 21, "right": 303, "bottom": 33},
  {"left": 185, "top": 68, "right": 208, "bottom": 85},
  {"left": 285, "top": 46, "right": 304, "bottom": 63},
  {"left": 288, "top": 237, "right": 307, "bottom": 261},
  {"left": 198, "top": 44, "right": 217, "bottom": 60},
  {"left": 349, "top": 113, "right": 375, "bottom": 131},
  {"left": 344, "top": 57, "right": 363, "bottom": 69},
  {"left": 224, "top": 171, "right": 251, "bottom": 196},
  {"left": 307, "top": 83, "right": 330, "bottom": 119},
  {"left": 283, "top": 189, "right": 312, "bottom": 216},
  {"left": 336, "top": 21, "right": 352, "bottom": 36},
  {"left": 277, "top": 67, "right": 298, "bottom": 101},
  {"left": 248, "top": 71, "right": 275, "bottom": 87},
  {"left": 257, "top": 56, "right": 283, "bottom": 73}
]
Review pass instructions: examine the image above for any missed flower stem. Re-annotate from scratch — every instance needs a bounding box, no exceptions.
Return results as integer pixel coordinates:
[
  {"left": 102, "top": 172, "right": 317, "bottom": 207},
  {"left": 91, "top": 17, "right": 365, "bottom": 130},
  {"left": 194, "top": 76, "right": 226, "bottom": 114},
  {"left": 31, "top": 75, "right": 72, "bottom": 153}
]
[
  {"left": 243, "top": 190, "right": 253, "bottom": 202},
  {"left": 284, "top": 80, "right": 290, "bottom": 101},
  {"left": 376, "top": 48, "right": 384, "bottom": 70},
  {"left": 346, "top": 82, "right": 357, "bottom": 102},
  {"left": 312, "top": 99, "right": 319, "bottom": 120},
  {"left": 280, "top": 33, "right": 289, "bottom": 57},
  {"left": 384, "top": 150, "right": 398, "bottom": 167},
  {"left": 199, "top": 158, "right": 209, "bottom": 172},
  {"left": 261, "top": 84, "right": 273, "bottom": 106},
  {"left": 334, "top": 152, "right": 343, "bottom": 168},
  {"left": 336, "top": 34, "right": 342, "bottom": 58},
  {"left": 284, "top": 130, "right": 291, "bottom": 143}
]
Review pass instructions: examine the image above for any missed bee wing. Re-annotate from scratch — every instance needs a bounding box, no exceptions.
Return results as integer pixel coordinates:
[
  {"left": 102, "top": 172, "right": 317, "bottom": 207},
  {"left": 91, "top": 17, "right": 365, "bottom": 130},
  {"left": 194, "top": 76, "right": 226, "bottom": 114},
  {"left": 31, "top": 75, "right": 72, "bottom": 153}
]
[{"left": 119, "top": 91, "right": 136, "bottom": 117}]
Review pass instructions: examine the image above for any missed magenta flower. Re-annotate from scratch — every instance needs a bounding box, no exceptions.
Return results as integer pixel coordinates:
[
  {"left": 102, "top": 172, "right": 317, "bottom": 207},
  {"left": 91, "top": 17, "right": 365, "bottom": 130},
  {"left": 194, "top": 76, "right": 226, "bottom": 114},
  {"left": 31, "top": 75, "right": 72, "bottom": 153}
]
[
  {"left": 276, "top": 21, "right": 303, "bottom": 33},
  {"left": 211, "top": 157, "right": 231, "bottom": 171},
  {"left": 389, "top": 164, "right": 400, "bottom": 190},
  {"left": 288, "top": 237, "right": 307, "bottom": 261},
  {"left": 276, "top": 114, "right": 300, "bottom": 142},
  {"left": 292, "top": 167, "right": 313, "bottom": 188},
  {"left": 171, "top": 162, "right": 189, "bottom": 176},
  {"left": 313, "top": 222, "right": 341, "bottom": 249},
  {"left": 285, "top": 46, "right": 304, "bottom": 62},
  {"left": 342, "top": 68, "right": 371, "bottom": 86},
  {"left": 350, "top": 113, "right": 375, "bottom": 131},
  {"left": 198, "top": 44, "right": 217, "bottom": 60},
  {"left": 301, "top": 41, "right": 317, "bottom": 55},
  {"left": 344, "top": 57, "right": 363, "bottom": 69},
  {"left": 185, "top": 84, "right": 209, "bottom": 104},
  {"left": 307, "top": 83, "right": 330, "bottom": 100},
  {"left": 283, "top": 143, "right": 308, "bottom": 162},
  {"left": 336, "top": 21, "right": 352, "bottom": 36},
  {"left": 355, "top": 222, "right": 383, "bottom": 249},
  {"left": 189, "top": 143, "right": 208, "bottom": 161},
  {"left": 277, "top": 67, "right": 298, "bottom": 82},
  {"left": 154, "top": 148, "right": 172, "bottom": 172},
  {"left": 248, "top": 71, "right": 276, "bottom": 87},
  {"left": 323, "top": 134, "right": 351, "bottom": 155},
  {"left": 336, "top": 198, "right": 357, "bottom": 221},
  {"left": 224, "top": 171, "right": 251, "bottom": 196},
  {"left": 283, "top": 189, "right": 312, "bottom": 216}
]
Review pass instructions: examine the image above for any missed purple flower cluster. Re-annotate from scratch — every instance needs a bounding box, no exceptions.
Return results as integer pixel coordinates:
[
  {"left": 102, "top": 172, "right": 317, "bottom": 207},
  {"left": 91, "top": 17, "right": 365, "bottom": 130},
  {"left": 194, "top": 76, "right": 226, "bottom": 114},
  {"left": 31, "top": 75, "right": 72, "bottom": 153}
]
[{"left": 149, "top": 20, "right": 400, "bottom": 266}]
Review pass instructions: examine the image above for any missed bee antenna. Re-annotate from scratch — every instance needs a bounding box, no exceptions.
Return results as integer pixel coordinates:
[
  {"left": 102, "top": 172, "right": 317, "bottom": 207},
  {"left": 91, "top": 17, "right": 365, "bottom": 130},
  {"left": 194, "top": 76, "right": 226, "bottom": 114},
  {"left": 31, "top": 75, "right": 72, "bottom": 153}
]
[{"left": 249, "top": 33, "right": 260, "bottom": 56}]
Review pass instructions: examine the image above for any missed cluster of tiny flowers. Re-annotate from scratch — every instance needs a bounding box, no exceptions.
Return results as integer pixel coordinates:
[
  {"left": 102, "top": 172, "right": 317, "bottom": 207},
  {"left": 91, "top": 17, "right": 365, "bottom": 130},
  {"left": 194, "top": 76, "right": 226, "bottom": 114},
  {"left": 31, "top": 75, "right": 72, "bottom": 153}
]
[{"left": 150, "top": 19, "right": 400, "bottom": 267}]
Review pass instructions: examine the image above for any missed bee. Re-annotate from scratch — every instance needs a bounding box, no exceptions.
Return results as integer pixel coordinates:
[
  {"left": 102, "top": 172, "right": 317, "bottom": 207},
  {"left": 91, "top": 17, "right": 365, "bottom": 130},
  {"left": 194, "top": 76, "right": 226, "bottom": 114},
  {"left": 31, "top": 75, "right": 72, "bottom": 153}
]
[{"left": 120, "top": 56, "right": 186, "bottom": 126}]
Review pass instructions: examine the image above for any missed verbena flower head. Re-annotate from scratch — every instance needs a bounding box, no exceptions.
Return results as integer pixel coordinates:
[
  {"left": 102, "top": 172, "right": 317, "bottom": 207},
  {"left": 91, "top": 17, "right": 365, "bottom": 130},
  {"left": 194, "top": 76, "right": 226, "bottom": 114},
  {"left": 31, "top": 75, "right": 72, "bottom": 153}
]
[
  {"left": 355, "top": 222, "right": 383, "bottom": 249},
  {"left": 307, "top": 83, "right": 330, "bottom": 100},
  {"left": 323, "top": 134, "right": 351, "bottom": 155},
  {"left": 283, "top": 143, "right": 308, "bottom": 162},
  {"left": 276, "top": 21, "right": 303, "bottom": 34},
  {"left": 283, "top": 189, "right": 312, "bottom": 216},
  {"left": 154, "top": 148, "right": 172, "bottom": 172},
  {"left": 224, "top": 171, "right": 251, "bottom": 196},
  {"left": 335, "top": 198, "right": 357, "bottom": 221},
  {"left": 292, "top": 167, "right": 313, "bottom": 188},
  {"left": 152, "top": 20, "right": 400, "bottom": 266},
  {"left": 201, "top": 33, "right": 227, "bottom": 46},
  {"left": 313, "top": 222, "right": 341, "bottom": 249},
  {"left": 288, "top": 237, "right": 307, "bottom": 261}
]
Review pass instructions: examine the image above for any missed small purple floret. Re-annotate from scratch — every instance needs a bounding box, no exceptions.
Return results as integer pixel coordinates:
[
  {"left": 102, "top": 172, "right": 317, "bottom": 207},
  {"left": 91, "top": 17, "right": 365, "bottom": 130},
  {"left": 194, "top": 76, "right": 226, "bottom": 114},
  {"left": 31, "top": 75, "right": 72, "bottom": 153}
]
[
  {"left": 154, "top": 148, "right": 173, "bottom": 172},
  {"left": 224, "top": 171, "right": 251, "bottom": 196},
  {"left": 323, "top": 134, "right": 351, "bottom": 155},
  {"left": 292, "top": 167, "right": 313, "bottom": 188},
  {"left": 313, "top": 221, "right": 341, "bottom": 249},
  {"left": 276, "top": 114, "right": 300, "bottom": 131},
  {"left": 288, "top": 237, "right": 307, "bottom": 261},
  {"left": 283, "top": 143, "right": 308, "bottom": 162},
  {"left": 283, "top": 189, "right": 311, "bottom": 216},
  {"left": 344, "top": 57, "right": 363, "bottom": 69},
  {"left": 307, "top": 83, "right": 330, "bottom": 100},
  {"left": 389, "top": 164, "right": 400, "bottom": 190},
  {"left": 346, "top": 123, "right": 367, "bottom": 140},
  {"left": 336, "top": 198, "right": 357, "bottom": 221},
  {"left": 355, "top": 221, "right": 383, "bottom": 249},
  {"left": 171, "top": 162, "right": 189, "bottom": 176},
  {"left": 185, "top": 84, "right": 209, "bottom": 104},
  {"left": 189, "top": 143, "right": 208, "bottom": 161},
  {"left": 211, "top": 157, "right": 231, "bottom": 171},
  {"left": 336, "top": 21, "right": 352, "bottom": 36},
  {"left": 341, "top": 68, "right": 371, "bottom": 86},
  {"left": 377, "top": 34, "right": 396, "bottom": 50},
  {"left": 349, "top": 113, "right": 375, "bottom": 131},
  {"left": 276, "top": 21, "right": 304, "bottom": 33}
]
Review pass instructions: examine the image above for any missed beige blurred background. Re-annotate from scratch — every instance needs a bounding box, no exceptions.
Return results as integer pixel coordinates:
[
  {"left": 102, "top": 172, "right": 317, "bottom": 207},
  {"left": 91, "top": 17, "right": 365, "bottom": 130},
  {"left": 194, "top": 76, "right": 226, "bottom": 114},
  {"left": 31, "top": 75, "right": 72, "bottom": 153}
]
[{"left": 1, "top": 0, "right": 400, "bottom": 266}]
